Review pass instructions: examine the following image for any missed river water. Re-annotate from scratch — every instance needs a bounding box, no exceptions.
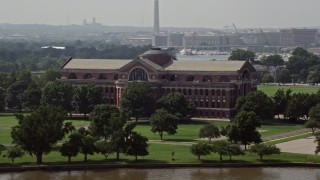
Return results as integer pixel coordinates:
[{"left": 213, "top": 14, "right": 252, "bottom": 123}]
[{"left": 0, "top": 167, "right": 319, "bottom": 180}]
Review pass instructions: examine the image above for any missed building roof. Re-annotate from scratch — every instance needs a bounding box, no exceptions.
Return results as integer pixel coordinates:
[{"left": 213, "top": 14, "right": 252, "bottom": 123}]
[
  {"left": 62, "top": 58, "right": 248, "bottom": 73},
  {"left": 165, "top": 60, "right": 246, "bottom": 72},
  {"left": 62, "top": 59, "right": 132, "bottom": 70}
]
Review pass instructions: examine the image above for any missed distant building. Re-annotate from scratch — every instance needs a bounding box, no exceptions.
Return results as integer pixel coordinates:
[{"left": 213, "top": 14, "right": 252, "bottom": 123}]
[
  {"left": 122, "top": 37, "right": 152, "bottom": 46},
  {"left": 280, "top": 28, "right": 318, "bottom": 46},
  {"left": 153, "top": 35, "right": 168, "bottom": 47},
  {"left": 60, "top": 48, "right": 257, "bottom": 119}
]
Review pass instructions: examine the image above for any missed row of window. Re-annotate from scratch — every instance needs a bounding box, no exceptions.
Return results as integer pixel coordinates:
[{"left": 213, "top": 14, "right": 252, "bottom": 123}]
[
  {"left": 197, "top": 110, "right": 229, "bottom": 118},
  {"left": 67, "top": 72, "right": 231, "bottom": 83},
  {"left": 163, "top": 88, "right": 235, "bottom": 96}
]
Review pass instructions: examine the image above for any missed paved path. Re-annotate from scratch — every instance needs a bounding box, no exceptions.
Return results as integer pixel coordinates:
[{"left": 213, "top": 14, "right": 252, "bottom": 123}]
[
  {"left": 276, "top": 136, "right": 317, "bottom": 155},
  {"left": 262, "top": 128, "right": 310, "bottom": 141}
]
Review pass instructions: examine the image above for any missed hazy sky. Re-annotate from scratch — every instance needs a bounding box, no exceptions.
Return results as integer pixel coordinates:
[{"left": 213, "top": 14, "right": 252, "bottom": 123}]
[{"left": 1, "top": 0, "right": 320, "bottom": 28}]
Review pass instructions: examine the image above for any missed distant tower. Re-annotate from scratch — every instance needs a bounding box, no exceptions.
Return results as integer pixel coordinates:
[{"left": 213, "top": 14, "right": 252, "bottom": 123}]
[
  {"left": 92, "top": 17, "right": 96, "bottom": 24},
  {"left": 154, "top": 0, "right": 160, "bottom": 36}
]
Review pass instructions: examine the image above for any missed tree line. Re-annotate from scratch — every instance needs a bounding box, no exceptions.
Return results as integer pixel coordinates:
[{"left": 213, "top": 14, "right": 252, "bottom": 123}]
[
  {"left": 229, "top": 47, "right": 320, "bottom": 84},
  {"left": 0, "top": 40, "right": 151, "bottom": 72},
  {"left": 1, "top": 81, "right": 196, "bottom": 164}
]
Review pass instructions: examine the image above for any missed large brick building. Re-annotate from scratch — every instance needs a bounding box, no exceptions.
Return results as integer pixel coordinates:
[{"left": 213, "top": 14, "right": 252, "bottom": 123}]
[{"left": 60, "top": 48, "right": 257, "bottom": 119}]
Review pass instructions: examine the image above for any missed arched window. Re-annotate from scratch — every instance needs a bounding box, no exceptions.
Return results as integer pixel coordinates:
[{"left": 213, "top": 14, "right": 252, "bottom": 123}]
[
  {"left": 202, "top": 75, "right": 212, "bottom": 82},
  {"left": 169, "top": 74, "right": 179, "bottom": 81},
  {"left": 83, "top": 73, "right": 92, "bottom": 79},
  {"left": 114, "top": 74, "right": 118, "bottom": 80},
  {"left": 68, "top": 73, "right": 78, "bottom": 79},
  {"left": 186, "top": 75, "right": 195, "bottom": 81},
  {"left": 99, "top": 74, "right": 107, "bottom": 80},
  {"left": 242, "top": 70, "right": 250, "bottom": 80},
  {"left": 129, "top": 68, "right": 148, "bottom": 81},
  {"left": 219, "top": 75, "right": 230, "bottom": 82}
]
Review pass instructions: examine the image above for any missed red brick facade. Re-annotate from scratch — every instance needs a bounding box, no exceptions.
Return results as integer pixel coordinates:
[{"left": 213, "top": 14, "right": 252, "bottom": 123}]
[{"left": 60, "top": 48, "right": 257, "bottom": 119}]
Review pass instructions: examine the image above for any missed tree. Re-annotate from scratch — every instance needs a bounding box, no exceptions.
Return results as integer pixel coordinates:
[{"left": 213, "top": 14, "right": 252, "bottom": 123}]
[
  {"left": 199, "top": 124, "right": 220, "bottom": 142},
  {"left": 276, "top": 69, "right": 291, "bottom": 84},
  {"left": 261, "top": 74, "right": 274, "bottom": 84},
  {"left": 41, "top": 81, "right": 73, "bottom": 117},
  {"left": 150, "top": 108, "right": 178, "bottom": 140},
  {"left": 315, "top": 133, "right": 320, "bottom": 154},
  {"left": 236, "top": 90, "right": 274, "bottom": 120},
  {"left": 260, "top": 55, "right": 284, "bottom": 67},
  {"left": 286, "top": 47, "right": 320, "bottom": 82},
  {"left": 89, "top": 104, "right": 120, "bottom": 141},
  {"left": 250, "top": 144, "right": 280, "bottom": 160},
  {"left": 77, "top": 127, "right": 97, "bottom": 162},
  {"left": 228, "top": 49, "right": 256, "bottom": 63},
  {"left": 11, "top": 106, "right": 72, "bottom": 164},
  {"left": 226, "top": 111, "right": 261, "bottom": 150},
  {"left": 0, "top": 87, "right": 6, "bottom": 112},
  {"left": 120, "top": 82, "right": 155, "bottom": 122},
  {"left": 285, "top": 93, "right": 316, "bottom": 120},
  {"left": 210, "top": 140, "right": 228, "bottom": 161},
  {"left": 125, "top": 132, "right": 149, "bottom": 160},
  {"left": 190, "top": 142, "right": 211, "bottom": 160},
  {"left": 43, "top": 68, "right": 61, "bottom": 83},
  {"left": 21, "top": 87, "right": 42, "bottom": 111},
  {"left": 60, "top": 140, "right": 80, "bottom": 163},
  {"left": 305, "top": 119, "right": 320, "bottom": 134},
  {"left": 307, "top": 69, "right": 320, "bottom": 84},
  {"left": 225, "top": 144, "right": 244, "bottom": 160},
  {"left": 5, "top": 146, "right": 24, "bottom": 164},
  {"left": 309, "top": 103, "right": 320, "bottom": 122},
  {"left": 5, "top": 81, "right": 28, "bottom": 111},
  {"left": 95, "top": 141, "right": 113, "bottom": 160},
  {"left": 157, "top": 92, "right": 196, "bottom": 121},
  {"left": 73, "top": 84, "right": 104, "bottom": 118},
  {"left": 103, "top": 111, "right": 131, "bottom": 161},
  {"left": 273, "top": 89, "right": 292, "bottom": 118}
]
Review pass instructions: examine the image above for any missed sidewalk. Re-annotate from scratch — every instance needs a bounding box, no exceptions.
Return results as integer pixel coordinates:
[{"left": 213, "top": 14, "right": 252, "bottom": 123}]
[{"left": 262, "top": 128, "right": 310, "bottom": 141}]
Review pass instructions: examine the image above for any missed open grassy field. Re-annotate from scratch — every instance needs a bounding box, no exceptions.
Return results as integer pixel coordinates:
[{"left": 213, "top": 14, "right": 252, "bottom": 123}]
[
  {"left": 134, "top": 121, "right": 305, "bottom": 142},
  {"left": 0, "top": 113, "right": 313, "bottom": 166},
  {"left": 0, "top": 113, "right": 305, "bottom": 144},
  {"left": 258, "top": 84, "right": 319, "bottom": 97}
]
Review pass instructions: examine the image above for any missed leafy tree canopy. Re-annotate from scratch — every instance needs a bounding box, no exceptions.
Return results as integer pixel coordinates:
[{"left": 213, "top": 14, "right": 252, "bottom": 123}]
[
  {"left": 120, "top": 82, "right": 155, "bottom": 121},
  {"left": 11, "top": 106, "right": 72, "bottom": 164},
  {"left": 228, "top": 49, "right": 256, "bottom": 63},
  {"left": 150, "top": 108, "right": 178, "bottom": 140},
  {"left": 236, "top": 90, "right": 275, "bottom": 120},
  {"left": 157, "top": 92, "right": 196, "bottom": 121}
]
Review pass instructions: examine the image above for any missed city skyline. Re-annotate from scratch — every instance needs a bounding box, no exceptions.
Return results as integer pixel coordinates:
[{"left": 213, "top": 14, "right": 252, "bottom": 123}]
[{"left": 0, "top": 0, "right": 320, "bottom": 29}]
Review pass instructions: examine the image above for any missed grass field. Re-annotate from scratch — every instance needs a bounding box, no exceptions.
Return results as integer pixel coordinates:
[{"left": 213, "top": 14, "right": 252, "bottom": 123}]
[
  {"left": 258, "top": 84, "right": 320, "bottom": 97},
  {"left": 134, "top": 121, "right": 305, "bottom": 142},
  {"left": 0, "top": 113, "right": 313, "bottom": 166},
  {"left": 0, "top": 113, "right": 305, "bottom": 144},
  {"left": 0, "top": 143, "right": 319, "bottom": 166}
]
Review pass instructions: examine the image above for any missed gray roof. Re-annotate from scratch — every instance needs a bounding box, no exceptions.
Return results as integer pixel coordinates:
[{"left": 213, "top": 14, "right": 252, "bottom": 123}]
[
  {"left": 62, "top": 58, "right": 247, "bottom": 72},
  {"left": 62, "top": 59, "right": 131, "bottom": 70},
  {"left": 165, "top": 60, "right": 246, "bottom": 72}
]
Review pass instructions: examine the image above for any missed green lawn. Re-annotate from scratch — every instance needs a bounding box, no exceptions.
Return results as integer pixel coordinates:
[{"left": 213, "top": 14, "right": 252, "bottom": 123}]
[
  {"left": 135, "top": 121, "right": 305, "bottom": 142},
  {"left": 258, "top": 84, "right": 319, "bottom": 97},
  {"left": 1, "top": 143, "right": 319, "bottom": 166},
  {"left": 0, "top": 113, "right": 306, "bottom": 145}
]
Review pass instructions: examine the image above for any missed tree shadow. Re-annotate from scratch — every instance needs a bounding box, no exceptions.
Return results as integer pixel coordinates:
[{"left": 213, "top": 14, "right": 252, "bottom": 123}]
[
  {"left": 164, "top": 139, "right": 195, "bottom": 143},
  {"left": 200, "top": 159, "right": 251, "bottom": 164},
  {"left": 179, "top": 121, "right": 211, "bottom": 125}
]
